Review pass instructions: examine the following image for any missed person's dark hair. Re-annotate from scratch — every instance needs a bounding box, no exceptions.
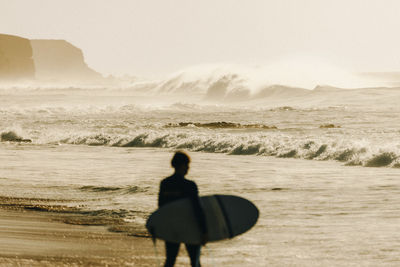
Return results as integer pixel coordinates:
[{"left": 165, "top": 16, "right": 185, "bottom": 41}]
[{"left": 171, "top": 151, "right": 190, "bottom": 168}]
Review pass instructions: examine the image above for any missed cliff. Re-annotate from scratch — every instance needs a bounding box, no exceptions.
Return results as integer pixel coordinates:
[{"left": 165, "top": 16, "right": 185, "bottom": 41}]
[
  {"left": 30, "top": 39, "right": 103, "bottom": 83},
  {"left": 0, "top": 34, "right": 35, "bottom": 80}
]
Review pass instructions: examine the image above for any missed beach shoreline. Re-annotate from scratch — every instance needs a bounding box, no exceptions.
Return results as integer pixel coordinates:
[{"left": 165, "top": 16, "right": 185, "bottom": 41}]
[
  {"left": 2, "top": 146, "right": 400, "bottom": 266},
  {"left": 0, "top": 207, "right": 159, "bottom": 266}
]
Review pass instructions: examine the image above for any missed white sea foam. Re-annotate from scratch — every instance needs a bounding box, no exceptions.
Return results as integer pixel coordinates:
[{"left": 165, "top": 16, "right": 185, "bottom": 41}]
[
  {"left": 2, "top": 125, "right": 399, "bottom": 168},
  {"left": 1, "top": 74, "right": 400, "bottom": 169}
]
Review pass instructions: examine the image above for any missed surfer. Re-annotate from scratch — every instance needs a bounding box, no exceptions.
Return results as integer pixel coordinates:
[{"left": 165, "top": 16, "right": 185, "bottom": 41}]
[{"left": 158, "top": 151, "right": 208, "bottom": 267}]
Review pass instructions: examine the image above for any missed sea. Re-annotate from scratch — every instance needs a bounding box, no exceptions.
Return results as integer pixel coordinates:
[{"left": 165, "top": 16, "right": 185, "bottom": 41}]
[{"left": 1, "top": 69, "right": 400, "bottom": 266}]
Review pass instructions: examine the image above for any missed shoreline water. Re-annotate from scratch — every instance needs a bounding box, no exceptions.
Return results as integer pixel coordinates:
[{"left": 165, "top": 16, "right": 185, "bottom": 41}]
[
  {"left": 1, "top": 145, "right": 400, "bottom": 266},
  {"left": 0, "top": 208, "right": 156, "bottom": 266},
  {"left": 0, "top": 207, "right": 219, "bottom": 267}
]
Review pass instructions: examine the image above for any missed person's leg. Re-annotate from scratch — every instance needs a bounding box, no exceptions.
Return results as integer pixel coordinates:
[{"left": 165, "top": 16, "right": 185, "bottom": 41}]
[
  {"left": 164, "top": 242, "right": 180, "bottom": 267},
  {"left": 185, "top": 244, "right": 201, "bottom": 267}
]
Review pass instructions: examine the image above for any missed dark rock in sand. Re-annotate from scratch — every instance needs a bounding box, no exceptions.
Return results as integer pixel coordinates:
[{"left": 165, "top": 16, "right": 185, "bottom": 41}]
[
  {"left": 166, "top": 121, "right": 277, "bottom": 129},
  {"left": 0, "top": 131, "right": 31, "bottom": 143}
]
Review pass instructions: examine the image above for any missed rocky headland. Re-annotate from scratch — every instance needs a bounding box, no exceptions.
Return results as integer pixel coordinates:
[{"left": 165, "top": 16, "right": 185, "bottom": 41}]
[
  {"left": 0, "top": 33, "right": 105, "bottom": 84},
  {"left": 0, "top": 34, "right": 35, "bottom": 81},
  {"left": 30, "top": 39, "right": 102, "bottom": 83}
]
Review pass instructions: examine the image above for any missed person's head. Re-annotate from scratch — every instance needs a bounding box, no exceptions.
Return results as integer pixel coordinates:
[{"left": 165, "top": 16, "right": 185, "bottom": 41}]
[{"left": 171, "top": 151, "right": 190, "bottom": 176}]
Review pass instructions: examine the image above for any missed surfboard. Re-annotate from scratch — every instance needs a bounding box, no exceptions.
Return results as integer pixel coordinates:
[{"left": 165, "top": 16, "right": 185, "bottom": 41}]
[{"left": 146, "top": 194, "right": 259, "bottom": 245}]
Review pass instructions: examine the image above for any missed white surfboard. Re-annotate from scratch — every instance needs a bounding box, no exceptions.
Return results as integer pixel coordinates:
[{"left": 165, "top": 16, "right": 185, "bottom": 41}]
[{"left": 146, "top": 194, "right": 259, "bottom": 244}]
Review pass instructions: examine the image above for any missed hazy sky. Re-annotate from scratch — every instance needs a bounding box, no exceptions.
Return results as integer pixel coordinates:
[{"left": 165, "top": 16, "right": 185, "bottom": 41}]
[{"left": 1, "top": 0, "right": 400, "bottom": 77}]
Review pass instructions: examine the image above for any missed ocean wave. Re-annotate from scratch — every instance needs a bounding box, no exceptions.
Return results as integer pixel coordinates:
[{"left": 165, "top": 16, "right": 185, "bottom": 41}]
[
  {"left": 0, "top": 102, "right": 271, "bottom": 117},
  {"left": 62, "top": 134, "right": 116, "bottom": 146},
  {"left": 157, "top": 71, "right": 311, "bottom": 102},
  {"left": 2, "top": 65, "right": 400, "bottom": 110},
  {"left": 45, "top": 130, "right": 400, "bottom": 168},
  {"left": 364, "top": 152, "right": 397, "bottom": 167}
]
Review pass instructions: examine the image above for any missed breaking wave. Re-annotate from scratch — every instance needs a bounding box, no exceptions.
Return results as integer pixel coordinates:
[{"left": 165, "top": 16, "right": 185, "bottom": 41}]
[
  {"left": 2, "top": 73, "right": 400, "bottom": 109},
  {"left": 155, "top": 68, "right": 311, "bottom": 102},
  {"left": 364, "top": 152, "right": 397, "bottom": 167},
  {"left": 39, "top": 130, "right": 400, "bottom": 168}
]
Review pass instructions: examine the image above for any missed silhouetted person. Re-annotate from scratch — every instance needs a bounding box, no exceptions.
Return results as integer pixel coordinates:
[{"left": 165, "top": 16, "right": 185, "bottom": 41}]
[{"left": 158, "top": 151, "right": 208, "bottom": 267}]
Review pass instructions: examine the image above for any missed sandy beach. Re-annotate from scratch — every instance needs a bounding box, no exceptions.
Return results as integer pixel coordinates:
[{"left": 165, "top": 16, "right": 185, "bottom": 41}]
[{"left": 0, "top": 208, "right": 160, "bottom": 266}]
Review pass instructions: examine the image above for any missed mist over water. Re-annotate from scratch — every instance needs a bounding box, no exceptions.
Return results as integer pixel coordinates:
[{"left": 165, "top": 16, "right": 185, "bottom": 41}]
[{"left": 160, "top": 61, "right": 371, "bottom": 91}]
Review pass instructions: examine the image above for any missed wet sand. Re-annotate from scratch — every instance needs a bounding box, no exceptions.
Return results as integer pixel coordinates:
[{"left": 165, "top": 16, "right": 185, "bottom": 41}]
[{"left": 0, "top": 208, "right": 160, "bottom": 266}]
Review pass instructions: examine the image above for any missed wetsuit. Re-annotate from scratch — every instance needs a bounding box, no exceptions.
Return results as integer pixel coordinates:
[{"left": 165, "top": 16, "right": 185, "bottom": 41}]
[{"left": 158, "top": 173, "right": 207, "bottom": 267}]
